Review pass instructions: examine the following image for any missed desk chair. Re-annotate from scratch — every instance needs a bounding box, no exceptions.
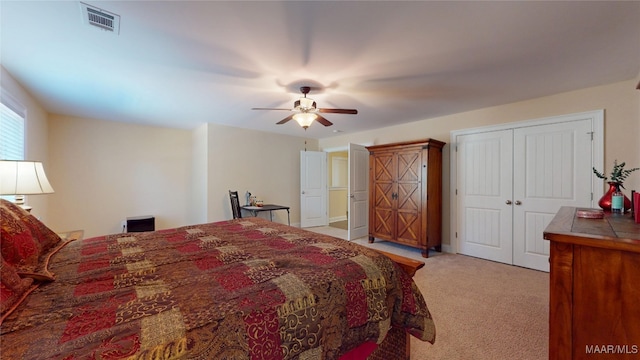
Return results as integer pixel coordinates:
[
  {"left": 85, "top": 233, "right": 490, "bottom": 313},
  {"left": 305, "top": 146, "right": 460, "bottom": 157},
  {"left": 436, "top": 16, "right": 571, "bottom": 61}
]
[{"left": 229, "top": 190, "right": 242, "bottom": 219}]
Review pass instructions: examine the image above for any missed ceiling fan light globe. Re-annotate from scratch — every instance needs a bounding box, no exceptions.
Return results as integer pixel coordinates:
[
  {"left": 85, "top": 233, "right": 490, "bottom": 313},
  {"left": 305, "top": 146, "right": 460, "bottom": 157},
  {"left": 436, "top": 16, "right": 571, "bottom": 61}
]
[
  {"left": 298, "top": 97, "right": 315, "bottom": 110},
  {"left": 293, "top": 113, "right": 317, "bottom": 128}
]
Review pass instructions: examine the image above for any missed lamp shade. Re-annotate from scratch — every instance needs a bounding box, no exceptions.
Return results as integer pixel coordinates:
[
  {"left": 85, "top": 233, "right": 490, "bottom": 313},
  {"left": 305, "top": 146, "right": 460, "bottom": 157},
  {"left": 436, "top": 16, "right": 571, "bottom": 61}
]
[{"left": 0, "top": 160, "right": 55, "bottom": 195}]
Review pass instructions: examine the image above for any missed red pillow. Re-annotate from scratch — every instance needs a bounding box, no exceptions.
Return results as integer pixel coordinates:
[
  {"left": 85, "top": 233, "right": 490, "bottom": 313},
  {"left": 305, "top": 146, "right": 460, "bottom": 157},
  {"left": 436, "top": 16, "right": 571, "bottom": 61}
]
[
  {"left": 0, "top": 199, "right": 61, "bottom": 255},
  {"left": 0, "top": 254, "right": 34, "bottom": 316},
  {"left": 0, "top": 202, "right": 41, "bottom": 272}
]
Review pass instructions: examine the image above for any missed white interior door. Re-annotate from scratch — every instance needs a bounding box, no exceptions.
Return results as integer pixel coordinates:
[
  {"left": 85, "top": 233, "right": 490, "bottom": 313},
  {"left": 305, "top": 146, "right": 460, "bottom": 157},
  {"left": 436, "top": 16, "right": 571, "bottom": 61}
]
[
  {"left": 348, "top": 143, "right": 369, "bottom": 240},
  {"left": 300, "top": 151, "right": 327, "bottom": 228},
  {"left": 512, "top": 119, "right": 593, "bottom": 271},
  {"left": 457, "top": 130, "right": 514, "bottom": 265}
]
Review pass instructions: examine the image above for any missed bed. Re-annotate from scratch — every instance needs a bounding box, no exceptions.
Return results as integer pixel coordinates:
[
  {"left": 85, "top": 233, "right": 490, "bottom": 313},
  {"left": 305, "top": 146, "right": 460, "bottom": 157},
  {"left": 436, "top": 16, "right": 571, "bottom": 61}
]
[{"left": 0, "top": 199, "right": 435, "bottom": 359}]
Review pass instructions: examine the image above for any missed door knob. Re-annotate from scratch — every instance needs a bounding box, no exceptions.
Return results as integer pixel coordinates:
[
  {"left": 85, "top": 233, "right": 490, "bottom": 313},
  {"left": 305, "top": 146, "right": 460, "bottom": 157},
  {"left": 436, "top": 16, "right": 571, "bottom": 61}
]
[
  {"left": 515, "top": 200, "right": 522, "bottom": 205},
  {"left": 349, "top": 194, "right": 355, "bottom": 198},
  {"left": 505, "top": 200, "right": 512, "bottom": 205},
  {"left": 301, "top": 191, "right": 306, "bottom": 194}
]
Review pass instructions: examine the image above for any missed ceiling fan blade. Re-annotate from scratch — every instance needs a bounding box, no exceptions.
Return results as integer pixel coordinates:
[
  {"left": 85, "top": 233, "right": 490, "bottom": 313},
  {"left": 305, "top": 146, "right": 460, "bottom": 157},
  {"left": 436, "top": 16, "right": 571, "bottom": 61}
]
[
  {"left": 251, "top": 107, "right": 292, "bottom": 111},
  {"left": 276, "top": 114, "right": 295, "bottom": 125},
  {"left": 318, "top": 108, "right": 358, "bottom": 115},
  {"left": 315, "top": 114, "right": 333, "bottom": 127}
]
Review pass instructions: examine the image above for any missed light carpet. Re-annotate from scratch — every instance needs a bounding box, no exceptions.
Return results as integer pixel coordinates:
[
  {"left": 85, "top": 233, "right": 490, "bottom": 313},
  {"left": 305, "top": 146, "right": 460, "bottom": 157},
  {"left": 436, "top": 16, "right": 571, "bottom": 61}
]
[
  {"left": 307, "top": 226, "right": 549, "bottom": 360},
  {"left": 329, "top": 220, "right": 348, "bottom": 230}
]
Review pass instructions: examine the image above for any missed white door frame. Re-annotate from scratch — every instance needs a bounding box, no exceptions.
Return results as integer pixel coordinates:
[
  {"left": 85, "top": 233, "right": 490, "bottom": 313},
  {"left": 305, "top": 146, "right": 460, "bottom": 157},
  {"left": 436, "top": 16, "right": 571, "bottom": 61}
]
[{"left": 449, "top": 110, "right": 604, "bottom": 255}]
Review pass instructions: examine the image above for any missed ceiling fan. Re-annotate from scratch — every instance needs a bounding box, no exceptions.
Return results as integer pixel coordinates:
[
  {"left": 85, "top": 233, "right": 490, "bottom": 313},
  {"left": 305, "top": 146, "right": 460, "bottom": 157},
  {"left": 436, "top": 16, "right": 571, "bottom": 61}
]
[{"left": 252, "top": 86, "right": 358, "bottom": 129}]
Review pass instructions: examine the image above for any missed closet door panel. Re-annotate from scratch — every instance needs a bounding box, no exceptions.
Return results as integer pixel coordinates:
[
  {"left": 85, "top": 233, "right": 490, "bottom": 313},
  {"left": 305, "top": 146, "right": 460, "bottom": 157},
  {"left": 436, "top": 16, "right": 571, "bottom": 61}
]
[
  {"left": 457, "top": 130, "right": 514, "bottom": 264},
  {"left": 513, "top": 119, "right": 593, "bottom": 271}
]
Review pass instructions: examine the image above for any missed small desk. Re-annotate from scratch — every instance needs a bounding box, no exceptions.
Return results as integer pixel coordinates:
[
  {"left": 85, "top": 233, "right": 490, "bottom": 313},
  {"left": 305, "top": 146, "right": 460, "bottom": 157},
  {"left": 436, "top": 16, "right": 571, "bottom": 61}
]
[{"left": 241, "top": 204, "right": 290, "bottom": 225}]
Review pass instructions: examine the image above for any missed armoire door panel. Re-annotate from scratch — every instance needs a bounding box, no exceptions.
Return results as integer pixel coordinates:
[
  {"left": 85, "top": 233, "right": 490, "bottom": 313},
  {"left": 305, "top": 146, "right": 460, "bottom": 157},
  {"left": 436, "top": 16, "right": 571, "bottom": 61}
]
[
  {"left": 397, "top": 150, "right": 421, "bottom": 182},
  {"left": 397, "top": 182, "right": 420, "bottom": 212},
  {"left": 397, "top": 212, "right": 420, "bottom": 245},
  {"left": 373, "top": 182, "right": 394, "bottom": 209},
  {"left": 373, "top": 208, "right": 394, "bottom": 239},
  {"left": 372, "top": 153, "right": 394, "bottom": 182}
]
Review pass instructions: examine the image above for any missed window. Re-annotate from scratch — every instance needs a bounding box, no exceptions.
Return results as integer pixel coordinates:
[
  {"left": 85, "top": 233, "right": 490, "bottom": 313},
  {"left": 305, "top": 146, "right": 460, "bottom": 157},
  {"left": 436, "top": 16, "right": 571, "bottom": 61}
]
[
  {"left": 0, "top": 102, "right": 25, "bottom": 160},
  {"left": 0, "top": 91, "right": 26, "bottom": 201}
]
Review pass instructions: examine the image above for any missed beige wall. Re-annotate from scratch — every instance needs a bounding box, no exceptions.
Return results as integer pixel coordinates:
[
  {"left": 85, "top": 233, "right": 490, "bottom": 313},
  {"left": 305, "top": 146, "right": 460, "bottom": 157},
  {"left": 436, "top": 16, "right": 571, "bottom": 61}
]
[
  {"left": 205, "top": 123, "right": 318, "bottom": 224},
  {"left": 190, "top": 123, "right": 209, "bottom": 224},
  {"left": 44, "top": 117, "right": 314, "bottom": 237},
  {"left": 1, "top": 66, "right": 51, "bottom": 223},
  {"left": 319, "top": 79, "right": 640, "bottom": 247},
  {"left": 329, "top": 190, "right": 348, "bottom": 221},
  {"left": 47, "top": 115, "right": 193, "bottom": 238},
  {"left": 6, "top": 59, "right": 638, "bottom": 243}
]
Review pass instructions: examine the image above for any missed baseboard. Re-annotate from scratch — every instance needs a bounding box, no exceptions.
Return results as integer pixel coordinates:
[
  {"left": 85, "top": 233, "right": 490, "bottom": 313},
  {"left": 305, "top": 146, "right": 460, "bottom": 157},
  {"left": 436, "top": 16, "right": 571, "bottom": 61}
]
[
  {"left": 441, "top": 244, "right": 453, "bottom": 253},
  {"left": 329, "top": 216, "right": 347, "bottom": 223}
]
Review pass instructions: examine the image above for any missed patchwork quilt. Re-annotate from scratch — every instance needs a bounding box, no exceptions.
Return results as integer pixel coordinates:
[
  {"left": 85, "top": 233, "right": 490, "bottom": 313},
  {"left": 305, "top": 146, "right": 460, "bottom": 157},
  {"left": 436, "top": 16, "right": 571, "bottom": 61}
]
[{"left": 1, "top": 217, "right": 435, "bottom": 359}]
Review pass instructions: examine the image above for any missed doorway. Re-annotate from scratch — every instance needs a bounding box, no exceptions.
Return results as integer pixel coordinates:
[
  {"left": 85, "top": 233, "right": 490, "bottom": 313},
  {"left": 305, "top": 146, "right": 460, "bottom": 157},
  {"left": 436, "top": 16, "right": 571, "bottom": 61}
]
[
  {"left": 321, "top": 143, "right": 370, "bottom": 240},
  {"left": 328, "top": 151, "right": 349, "bottom": 230}
]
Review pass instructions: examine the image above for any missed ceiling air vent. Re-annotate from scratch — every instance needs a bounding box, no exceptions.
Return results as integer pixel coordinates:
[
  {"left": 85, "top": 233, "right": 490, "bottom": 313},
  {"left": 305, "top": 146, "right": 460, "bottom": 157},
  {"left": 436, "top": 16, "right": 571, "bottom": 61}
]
[{"left": 80, "top": 2, "right": 120, "bottom": 34}]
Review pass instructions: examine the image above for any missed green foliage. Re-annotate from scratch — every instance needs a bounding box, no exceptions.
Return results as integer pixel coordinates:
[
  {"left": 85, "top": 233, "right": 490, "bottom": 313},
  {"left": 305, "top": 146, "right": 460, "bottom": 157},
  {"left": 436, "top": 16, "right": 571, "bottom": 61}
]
[{"left": 593, "top": 160, "right": 639, "bottom": 187}]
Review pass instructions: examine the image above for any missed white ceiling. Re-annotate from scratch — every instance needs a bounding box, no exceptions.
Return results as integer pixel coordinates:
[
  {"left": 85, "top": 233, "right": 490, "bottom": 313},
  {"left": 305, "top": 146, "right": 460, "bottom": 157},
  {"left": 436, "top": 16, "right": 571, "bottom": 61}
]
[{"left": 1, "top": 1, "right": 639, "bottom": 139}]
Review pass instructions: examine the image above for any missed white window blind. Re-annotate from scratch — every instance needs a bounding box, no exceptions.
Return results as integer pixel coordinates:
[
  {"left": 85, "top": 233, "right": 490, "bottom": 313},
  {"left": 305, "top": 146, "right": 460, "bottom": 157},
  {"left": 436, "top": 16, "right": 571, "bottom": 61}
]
[
  {"left": 0, "top": 101, "right": 25, "bottom": 161},
  {"left": 0, "top": 97, "right": 25, "bottom": 202}
]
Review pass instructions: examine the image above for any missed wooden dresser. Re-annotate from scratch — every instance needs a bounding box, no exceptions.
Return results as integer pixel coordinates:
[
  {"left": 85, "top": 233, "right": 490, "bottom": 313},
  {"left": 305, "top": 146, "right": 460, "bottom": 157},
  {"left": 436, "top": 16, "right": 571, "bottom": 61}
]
[
  {"left": 544, "top": 207, "right": 640, "bottom": 360},
  {"left": 367, "top": 139, "right": 445, "bottom": 258}
]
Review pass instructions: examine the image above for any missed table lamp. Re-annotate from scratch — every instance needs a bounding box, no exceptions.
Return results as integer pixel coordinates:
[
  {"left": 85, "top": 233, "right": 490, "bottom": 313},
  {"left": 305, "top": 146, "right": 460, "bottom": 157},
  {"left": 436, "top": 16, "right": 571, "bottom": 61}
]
[{"left": 0, "top": 160, "right": 54, "bottom": 211}]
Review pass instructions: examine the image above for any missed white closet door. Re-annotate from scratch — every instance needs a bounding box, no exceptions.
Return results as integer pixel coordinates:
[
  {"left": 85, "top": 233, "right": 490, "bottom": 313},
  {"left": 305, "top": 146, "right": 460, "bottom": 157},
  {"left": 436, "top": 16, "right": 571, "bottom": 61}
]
[
  {"left": 512, "top": 119, "right": 593, "bottom": 271},
  {"left": 457, "top": 130, "right": 514, "bottom": 264}
]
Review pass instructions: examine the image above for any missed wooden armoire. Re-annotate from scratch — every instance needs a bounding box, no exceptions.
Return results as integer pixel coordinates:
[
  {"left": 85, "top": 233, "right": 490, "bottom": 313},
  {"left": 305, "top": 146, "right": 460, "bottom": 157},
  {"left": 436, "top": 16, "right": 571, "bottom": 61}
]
[{"left": 367, "top": 139, "right": 445, "bottom": 258}]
